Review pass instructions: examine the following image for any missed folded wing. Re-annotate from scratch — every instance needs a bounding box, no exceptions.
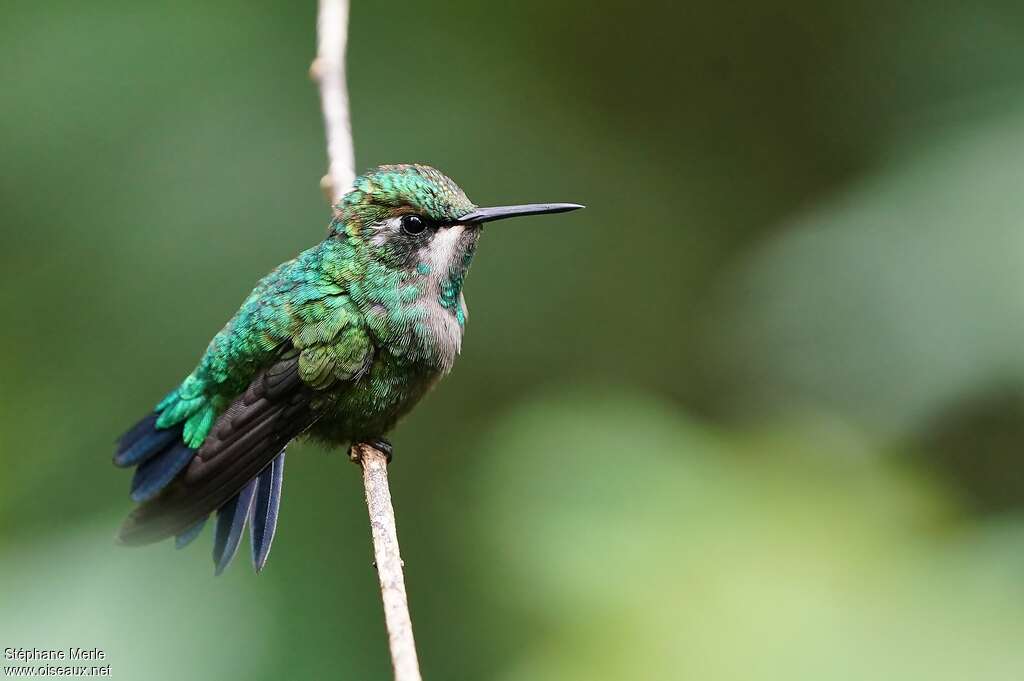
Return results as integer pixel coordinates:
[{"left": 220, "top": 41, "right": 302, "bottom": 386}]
[{"left": 117, "top": 354, "right": 315, "bottom": 552}]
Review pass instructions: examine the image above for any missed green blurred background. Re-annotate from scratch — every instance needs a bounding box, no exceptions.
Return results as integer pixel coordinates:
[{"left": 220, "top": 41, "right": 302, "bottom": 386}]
[{"left": 4, "top": 1, "right": 1024, "bottom": 678}]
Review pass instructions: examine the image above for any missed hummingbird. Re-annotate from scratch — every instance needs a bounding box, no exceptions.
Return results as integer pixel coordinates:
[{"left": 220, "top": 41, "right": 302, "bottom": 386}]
[{"left": 113, "top": 163, "right": 582, "bottom": 574}]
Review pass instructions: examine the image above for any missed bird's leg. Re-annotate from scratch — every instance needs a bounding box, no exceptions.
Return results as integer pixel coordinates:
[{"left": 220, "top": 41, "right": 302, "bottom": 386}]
[{"left": 350, "top": 437, "right": 394, "bottom": 464}]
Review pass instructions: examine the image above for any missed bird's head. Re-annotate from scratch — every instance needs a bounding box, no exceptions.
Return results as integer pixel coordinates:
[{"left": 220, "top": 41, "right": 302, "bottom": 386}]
[{"left": 331, "top": 163, "right": 582, "bottom": 283}]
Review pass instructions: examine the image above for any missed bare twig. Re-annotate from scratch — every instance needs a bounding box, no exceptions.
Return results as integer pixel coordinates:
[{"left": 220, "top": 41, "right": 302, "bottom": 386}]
[
  {"left": 311, "top": 0, "right": 356, "bottom": 206},
  {"left": 350, "top": 444, "right": 423, "bottom": 681}
]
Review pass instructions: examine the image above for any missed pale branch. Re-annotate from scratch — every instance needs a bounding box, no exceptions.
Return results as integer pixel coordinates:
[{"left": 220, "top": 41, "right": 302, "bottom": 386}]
[
  {"left": 350, "top": 444, "right": 423, "bottom": 681},
  {"left": 311, "top": 0, "right": 356, "bottom": 207}
]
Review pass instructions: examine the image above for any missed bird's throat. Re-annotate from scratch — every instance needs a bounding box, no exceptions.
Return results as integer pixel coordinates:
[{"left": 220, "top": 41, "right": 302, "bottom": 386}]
[{"left": 354, "top": 226, "right": 479, "bottom": 373}]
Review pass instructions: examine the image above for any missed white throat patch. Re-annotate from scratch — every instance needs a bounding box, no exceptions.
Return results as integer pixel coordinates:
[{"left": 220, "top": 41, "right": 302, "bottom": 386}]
[{"left": 415, "top": 225, "right": 467, "bottom": 372}]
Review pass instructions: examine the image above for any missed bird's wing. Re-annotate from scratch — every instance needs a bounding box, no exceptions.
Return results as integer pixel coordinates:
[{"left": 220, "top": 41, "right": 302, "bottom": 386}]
[
  {"left": 117, "top": 324, "right": 373, "bottom": 551},
  {"left": 114, "top": 249, "right": 374, "bottom": 566},
  {"left": 117, "top": 351, "right": 313, "bottom": 546}
]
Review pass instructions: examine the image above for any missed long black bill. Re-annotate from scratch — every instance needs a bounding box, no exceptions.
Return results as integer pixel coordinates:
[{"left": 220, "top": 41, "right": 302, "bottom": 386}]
[{"left": 457, "top": 203, "right": 584, "bottom": 225}]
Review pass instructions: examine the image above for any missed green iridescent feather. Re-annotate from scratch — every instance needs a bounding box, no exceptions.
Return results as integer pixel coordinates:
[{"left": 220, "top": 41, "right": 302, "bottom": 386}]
[{"left": 152, "top": 164, "right": 477, "bottom": 449}]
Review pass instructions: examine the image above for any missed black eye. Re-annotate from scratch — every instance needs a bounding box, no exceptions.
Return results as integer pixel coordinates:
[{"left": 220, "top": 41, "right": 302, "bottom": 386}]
[{"left": 401, "top": 214, "right": 427, "bottom": 235}]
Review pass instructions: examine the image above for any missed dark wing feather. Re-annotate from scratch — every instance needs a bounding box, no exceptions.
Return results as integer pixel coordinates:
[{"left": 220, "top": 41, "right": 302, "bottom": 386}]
[
  {"left": 117, "top": 355, "right": 316, "bottom": 546},
  {"left": 175, "top": 517, "right": 207, "bottom": 550}
]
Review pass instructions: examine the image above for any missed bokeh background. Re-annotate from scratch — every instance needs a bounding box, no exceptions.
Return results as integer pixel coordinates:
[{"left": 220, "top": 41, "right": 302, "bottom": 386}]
[{"left": 4, "top": 1, "right": 1024, "bottom": 678}]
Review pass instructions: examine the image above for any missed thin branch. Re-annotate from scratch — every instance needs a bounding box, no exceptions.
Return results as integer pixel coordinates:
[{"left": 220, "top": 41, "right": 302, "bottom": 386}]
[
  {"left": 350, "top": 444, "right": 423, "bottom": 681},
  {"left": 311, "top": 0, "right": 356, "bottom": 207}
]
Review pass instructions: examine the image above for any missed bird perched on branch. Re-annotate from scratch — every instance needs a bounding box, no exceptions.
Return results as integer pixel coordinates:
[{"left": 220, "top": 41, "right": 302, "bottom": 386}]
[{"left": 113, "top": 163, "right": 582, "bottom": 574}]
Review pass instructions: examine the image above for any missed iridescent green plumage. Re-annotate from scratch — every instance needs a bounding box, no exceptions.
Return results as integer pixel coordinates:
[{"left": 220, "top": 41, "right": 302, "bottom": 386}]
[
  {"left": 113, "top": 163, "right": 582, "bottom": 572},
  {"left": 153, "top": 165, "right": 476, "bottom": 449}
]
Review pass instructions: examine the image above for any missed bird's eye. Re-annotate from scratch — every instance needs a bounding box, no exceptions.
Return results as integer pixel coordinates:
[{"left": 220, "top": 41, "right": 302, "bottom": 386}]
[{"left": 401, "top": 215, "right": 427, "bottom": 235}]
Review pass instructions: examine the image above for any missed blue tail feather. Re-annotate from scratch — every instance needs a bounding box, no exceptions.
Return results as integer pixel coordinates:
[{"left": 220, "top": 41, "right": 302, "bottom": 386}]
[
  {"left": 250, "top": 450, "right": 286, "bottom": 573},
  {"left": 213, "top": 479, "right": 257, "bottom": 576},
  {"left": 117, "top": 399, "right": 292, "bottom": 573},
  {"left": 130, "top": 443, "right": 195, "bottom": 503},
  {"left": 175, "top": 517, "right": 207, "bottom": 549},
  {"left": 115, "top": 424, "right": 180, "bottom": 467},
  {"left": 116, "top": 412, "right": 159, "bottom": 451}
]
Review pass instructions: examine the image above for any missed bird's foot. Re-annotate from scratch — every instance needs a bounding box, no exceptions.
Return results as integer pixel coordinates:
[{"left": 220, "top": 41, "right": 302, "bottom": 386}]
[
  {"left": 368, "top": 437, "right": 394, "bottom": 463},
  {"left": 349, "top": 437, "right": 393, "bottom": 465}
]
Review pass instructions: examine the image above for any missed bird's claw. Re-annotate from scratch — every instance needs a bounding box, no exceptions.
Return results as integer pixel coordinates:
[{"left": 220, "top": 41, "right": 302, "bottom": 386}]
[
  {"left": 349, "top": 437, "right": 393, "bottom": 464},
  {"left": 369, "top": 438, "right": 394, "bottom": 463}
]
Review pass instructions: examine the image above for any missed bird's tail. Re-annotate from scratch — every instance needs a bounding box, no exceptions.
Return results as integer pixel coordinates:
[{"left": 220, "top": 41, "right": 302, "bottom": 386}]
[
  {"left": 113, "top": 358, "right": 308, "bottom": 573},
  {"left": 113, "top": 409, "right": 287, "bottom": 574}
]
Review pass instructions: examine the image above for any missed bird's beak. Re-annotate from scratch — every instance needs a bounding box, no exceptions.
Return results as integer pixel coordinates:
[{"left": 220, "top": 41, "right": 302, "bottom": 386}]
[{"left": 457, "top": 203, "right": 584, "bottom": 225}]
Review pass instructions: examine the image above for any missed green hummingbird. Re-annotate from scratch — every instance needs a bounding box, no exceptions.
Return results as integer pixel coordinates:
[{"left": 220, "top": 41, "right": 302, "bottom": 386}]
[{"left": 113, "top": 163, "right": 582, "bottom": 574}]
